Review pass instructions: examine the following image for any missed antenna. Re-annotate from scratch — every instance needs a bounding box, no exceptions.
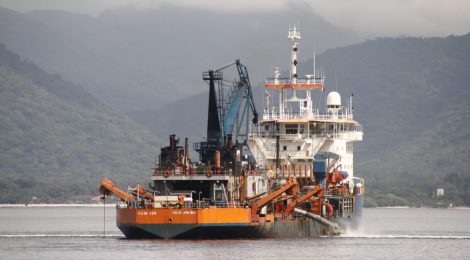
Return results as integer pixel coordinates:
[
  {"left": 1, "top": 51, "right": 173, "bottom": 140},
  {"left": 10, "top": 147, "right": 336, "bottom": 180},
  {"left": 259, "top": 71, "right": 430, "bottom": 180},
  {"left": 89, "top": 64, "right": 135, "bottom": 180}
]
[
  {"left": 288, "top": 24, "right": 301, "bottom": 84},
  {"left": 335, "top": 74, "right": 338, "bottom": 91},
  {"left": 313, "top": 52, "right": 316, "bottom": 78},
  {"left": 350, "top": 93, "right": 354, "bottom": 118}
]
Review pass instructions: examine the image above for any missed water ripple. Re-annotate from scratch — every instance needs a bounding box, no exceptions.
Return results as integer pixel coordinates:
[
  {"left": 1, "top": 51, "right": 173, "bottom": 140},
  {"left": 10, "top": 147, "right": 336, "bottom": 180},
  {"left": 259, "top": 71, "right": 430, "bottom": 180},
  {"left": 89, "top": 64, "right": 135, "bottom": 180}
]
[
  {"left": 0, "top": 234, "right": 124, "bottom": 238},
  {"left": 339, "top": 234, "right": 470, "bottom": 240}
]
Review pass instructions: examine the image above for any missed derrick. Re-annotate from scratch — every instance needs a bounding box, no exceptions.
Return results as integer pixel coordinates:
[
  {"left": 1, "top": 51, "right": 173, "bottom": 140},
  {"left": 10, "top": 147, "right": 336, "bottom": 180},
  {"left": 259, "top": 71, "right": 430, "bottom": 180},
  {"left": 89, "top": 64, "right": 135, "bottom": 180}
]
[
  {"left": 250, "top": 177, "right": 298, "bottom": 219},
  {"left": 99, "top": 178, "right": 154, "bottom": 202},
  {"left": 99, "top": 178, "right": 135, "bottom": 202},
  {"left": 195, "top": 60, "right": 258, "bottom": 166},
  {"left": 285, "top": 184, "right": 323, "bottom": 215}
]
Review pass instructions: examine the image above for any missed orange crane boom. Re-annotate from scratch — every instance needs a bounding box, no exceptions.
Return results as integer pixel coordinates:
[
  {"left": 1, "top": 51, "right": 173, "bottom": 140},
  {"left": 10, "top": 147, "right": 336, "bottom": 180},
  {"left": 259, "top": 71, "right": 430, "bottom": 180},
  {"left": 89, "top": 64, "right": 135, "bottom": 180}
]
[
  {"left": 99, "top": 178, "right": 135, "bottom": 202},
  {"left": 251, "top": 178, "right": 297, "bottom": 217},
  {"left": 135, "top": 184, "right": 155, "bottom": 201},
  {"left": 285, "top": 184, "right": 323, "bottom": 214}
]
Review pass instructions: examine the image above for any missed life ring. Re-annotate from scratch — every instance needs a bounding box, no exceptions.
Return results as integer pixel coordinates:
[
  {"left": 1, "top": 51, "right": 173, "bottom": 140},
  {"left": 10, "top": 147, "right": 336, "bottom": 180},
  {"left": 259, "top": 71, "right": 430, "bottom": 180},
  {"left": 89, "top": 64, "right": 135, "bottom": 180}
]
[
  {"left": 163, "top": 171, "right": 171, "bottom": 178},
  {"left": 178, "top": 195, "right": 185, "bottom": 205},
  {"left": 188, "top": 168, "right": 195, "bottom": 176},
  {"left": 324, "top": 202, "right": 334, "bottom": 219},
  {"left": 206, "top": 170, "right": 213, "bottom": 177}
]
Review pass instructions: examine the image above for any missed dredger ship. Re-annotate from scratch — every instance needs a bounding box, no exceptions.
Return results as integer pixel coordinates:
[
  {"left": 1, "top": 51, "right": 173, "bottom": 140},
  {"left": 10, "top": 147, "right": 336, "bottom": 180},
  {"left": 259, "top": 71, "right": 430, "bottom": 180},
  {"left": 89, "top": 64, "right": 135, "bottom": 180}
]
[{"left": 100, "top": 25, "right": 365, "bottom": 239}]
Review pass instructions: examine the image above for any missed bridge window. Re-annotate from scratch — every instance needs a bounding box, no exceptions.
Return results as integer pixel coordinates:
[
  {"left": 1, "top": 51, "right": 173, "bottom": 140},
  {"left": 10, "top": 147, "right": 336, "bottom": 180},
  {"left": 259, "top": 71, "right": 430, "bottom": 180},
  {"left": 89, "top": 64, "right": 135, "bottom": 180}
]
[{"left": 285, "top": 124, "right": 298, "bottom": 134}]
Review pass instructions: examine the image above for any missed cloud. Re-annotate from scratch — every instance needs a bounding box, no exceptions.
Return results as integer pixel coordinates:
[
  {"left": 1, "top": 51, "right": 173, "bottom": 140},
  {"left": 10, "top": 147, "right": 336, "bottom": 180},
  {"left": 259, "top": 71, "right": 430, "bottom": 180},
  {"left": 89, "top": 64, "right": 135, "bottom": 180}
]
[
  {"left": 0, "top": 0, "right": 292, "bottom": 14},
  {"left": 308, "top": 0, "right": 470, "bottom": 36},
  {"left": 0, "top": 0, "right": 468, "bottom": 36}
]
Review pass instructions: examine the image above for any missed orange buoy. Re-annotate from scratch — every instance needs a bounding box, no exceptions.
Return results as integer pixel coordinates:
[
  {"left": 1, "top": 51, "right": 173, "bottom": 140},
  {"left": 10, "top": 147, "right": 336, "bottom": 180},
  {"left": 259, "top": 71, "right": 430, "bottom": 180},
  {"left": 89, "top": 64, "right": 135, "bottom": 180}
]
[{"left": 163, "top": 171, "right": 171, "bottom": 178}]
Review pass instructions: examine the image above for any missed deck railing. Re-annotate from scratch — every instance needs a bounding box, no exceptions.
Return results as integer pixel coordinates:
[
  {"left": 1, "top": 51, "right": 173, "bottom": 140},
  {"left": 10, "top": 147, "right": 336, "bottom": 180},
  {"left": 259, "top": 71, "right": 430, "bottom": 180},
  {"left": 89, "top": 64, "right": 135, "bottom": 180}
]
[
  {"left": 262, "top": 112, "right": 354, "bottom": 121},
  {"left": 249, "top": 130, "right": 363, "bottom": 141},
  {"left": 153, "top": 168, "right": 266, "bottom": 177}
]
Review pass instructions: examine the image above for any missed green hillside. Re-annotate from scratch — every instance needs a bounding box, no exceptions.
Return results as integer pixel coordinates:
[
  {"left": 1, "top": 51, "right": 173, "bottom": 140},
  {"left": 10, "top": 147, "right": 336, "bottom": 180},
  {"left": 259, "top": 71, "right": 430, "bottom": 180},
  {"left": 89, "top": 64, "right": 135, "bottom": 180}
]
[
  {"left": 1, "top": 20, "right": 468, "bottom": 207},
  {"left": 361, "top": 102, "right": 470, "bottom": 207},
  {"left": 309, "top": 34, "right": 470, "bottom": 207},
  {"left": 0, "top": 44, "right": 163, "bottom": 203}
]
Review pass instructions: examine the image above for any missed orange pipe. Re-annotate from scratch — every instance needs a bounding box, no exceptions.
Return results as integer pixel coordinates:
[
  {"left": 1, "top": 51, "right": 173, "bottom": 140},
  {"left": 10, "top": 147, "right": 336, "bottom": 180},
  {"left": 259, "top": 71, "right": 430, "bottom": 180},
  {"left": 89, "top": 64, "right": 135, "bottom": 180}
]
[
  {"left": 100, "top": 178, "right": 135, "bottom": 202},
  {"left": 311, "top": 164, "right": 314, "bottom": 180},
  {"left": 215, "top": 150, "right": 221, "bottom": 170}
]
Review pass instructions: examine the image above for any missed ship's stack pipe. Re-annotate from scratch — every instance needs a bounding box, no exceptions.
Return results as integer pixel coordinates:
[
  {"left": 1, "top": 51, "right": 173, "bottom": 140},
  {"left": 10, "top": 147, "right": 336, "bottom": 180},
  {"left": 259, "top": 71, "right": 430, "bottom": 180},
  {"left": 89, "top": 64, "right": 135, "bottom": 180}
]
[
  {"left": 215, "top": 150, "right": 221, "bottom": 171},
  {"left": 184, "top": 138, "right": 188, "bottom": 166},
  {"left": 170, "top": 134, "right": 176, "bottom": 150}
]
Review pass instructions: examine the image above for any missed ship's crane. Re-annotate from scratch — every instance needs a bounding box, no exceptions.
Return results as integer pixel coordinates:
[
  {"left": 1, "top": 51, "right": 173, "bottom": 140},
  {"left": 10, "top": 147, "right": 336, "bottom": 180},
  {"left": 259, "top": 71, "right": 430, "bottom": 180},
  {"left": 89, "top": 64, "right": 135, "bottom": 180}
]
[
  {"left": 195, "top": 60, "right": 258, "bottom": 165},
  {"left": 99, "top": 178, "right": 154, "bottom": 202},
  {"left": 100, "top": 178, "right": 136, "bottom": 202},
  {"left": 222, "top": 60, "right": 258, "bottom": 139},
  {"left": 250, "top": 177, "right": 298, "bottom": 221},
  {"left": 135, "top": 184, "right": 156, "bottom": 201},
  {"left": 284, "top": 184, "right": 323, "bottom": 215}
]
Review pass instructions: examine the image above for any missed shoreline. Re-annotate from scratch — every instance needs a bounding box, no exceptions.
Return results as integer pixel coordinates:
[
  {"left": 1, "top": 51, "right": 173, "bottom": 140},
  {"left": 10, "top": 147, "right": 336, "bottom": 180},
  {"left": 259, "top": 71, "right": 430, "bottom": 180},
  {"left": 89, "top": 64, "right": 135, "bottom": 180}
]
[
  {"left": 371, "top": 206, "right": 470, "bottom": 210},
  {"left": 1, "top": 204, "right": 469, "bottom": 209},
  {"left": 0, "top": 203, "right": 116, "bottom": 208}
]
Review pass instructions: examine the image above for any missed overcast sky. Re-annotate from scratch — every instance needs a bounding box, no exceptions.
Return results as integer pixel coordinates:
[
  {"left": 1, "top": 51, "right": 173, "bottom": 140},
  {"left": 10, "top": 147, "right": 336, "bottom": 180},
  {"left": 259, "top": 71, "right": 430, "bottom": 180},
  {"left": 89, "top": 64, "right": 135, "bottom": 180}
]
[{"left": 1, "top": 0, "right": 469, "bottom": 37}]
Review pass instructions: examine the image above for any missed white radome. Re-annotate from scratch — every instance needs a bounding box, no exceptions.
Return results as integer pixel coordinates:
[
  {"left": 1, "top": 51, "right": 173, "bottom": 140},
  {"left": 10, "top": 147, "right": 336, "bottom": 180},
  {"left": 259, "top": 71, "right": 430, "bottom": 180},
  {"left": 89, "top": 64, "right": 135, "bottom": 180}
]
[{"left": 327, "top": 91, "right": 341, "bottom": 107}]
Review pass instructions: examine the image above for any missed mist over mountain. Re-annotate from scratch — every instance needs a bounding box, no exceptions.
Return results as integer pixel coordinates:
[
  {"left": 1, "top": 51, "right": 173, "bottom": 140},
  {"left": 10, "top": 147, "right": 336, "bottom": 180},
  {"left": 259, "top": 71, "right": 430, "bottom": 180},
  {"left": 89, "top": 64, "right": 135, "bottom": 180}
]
[
  {"left": 0, "top": 44, "right": 163, "bottom": 203},
  {"left": 0, "top": 5, "right": 361, "bottom": 113}
]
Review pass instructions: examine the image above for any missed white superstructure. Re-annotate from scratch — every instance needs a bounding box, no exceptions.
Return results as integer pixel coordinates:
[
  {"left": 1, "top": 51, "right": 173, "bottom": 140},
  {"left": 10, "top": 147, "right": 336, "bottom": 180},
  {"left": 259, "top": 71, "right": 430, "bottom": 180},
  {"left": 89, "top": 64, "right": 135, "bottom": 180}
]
[{"left": 248, "top": 25, "right": 363, "bottom": 182}]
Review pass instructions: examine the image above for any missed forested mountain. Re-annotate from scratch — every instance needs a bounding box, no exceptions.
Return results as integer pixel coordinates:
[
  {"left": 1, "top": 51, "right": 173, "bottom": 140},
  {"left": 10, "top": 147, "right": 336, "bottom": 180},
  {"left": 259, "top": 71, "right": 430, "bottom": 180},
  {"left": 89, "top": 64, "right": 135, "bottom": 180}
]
[
  {"left": 312, "top": 34, "right": 470, "bottom": 206},
  {"left": 0, "top": 45, "right": 163, "bottom": 203},
  {"left": 0, "top": 5, "right": 468, "bottom": 206}
]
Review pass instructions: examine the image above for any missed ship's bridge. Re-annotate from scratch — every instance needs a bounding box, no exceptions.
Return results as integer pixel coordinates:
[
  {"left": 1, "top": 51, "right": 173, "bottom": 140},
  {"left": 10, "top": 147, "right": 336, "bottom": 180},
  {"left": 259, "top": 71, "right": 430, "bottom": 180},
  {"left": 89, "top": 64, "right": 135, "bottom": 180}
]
[
  {"left": 248, "top": 24, "right": 363, "bottom": 176},
  {"left": 248, "top": 114, "right": 363, "bottom": 170},
  {"left": 250, "top": 116, "right": 363, "bottom": 142}
]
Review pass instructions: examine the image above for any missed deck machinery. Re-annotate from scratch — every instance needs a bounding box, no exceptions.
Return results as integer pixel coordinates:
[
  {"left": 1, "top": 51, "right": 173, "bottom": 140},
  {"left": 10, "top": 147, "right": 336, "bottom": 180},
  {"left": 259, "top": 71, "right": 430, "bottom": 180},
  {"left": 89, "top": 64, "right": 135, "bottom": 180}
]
[
  {"left": 100, "top": 25, "right": 364, "bottom": 239},
  {"left": 194, "top": 60, "right": 258, "bottom": 167}
]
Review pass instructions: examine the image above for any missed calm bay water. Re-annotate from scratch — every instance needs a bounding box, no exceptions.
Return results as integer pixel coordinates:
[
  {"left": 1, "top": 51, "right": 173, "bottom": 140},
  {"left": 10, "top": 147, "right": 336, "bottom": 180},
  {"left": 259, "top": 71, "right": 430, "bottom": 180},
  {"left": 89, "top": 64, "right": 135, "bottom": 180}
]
[{"left": 0, "top": 207, "right": 469, "bottom": 259}]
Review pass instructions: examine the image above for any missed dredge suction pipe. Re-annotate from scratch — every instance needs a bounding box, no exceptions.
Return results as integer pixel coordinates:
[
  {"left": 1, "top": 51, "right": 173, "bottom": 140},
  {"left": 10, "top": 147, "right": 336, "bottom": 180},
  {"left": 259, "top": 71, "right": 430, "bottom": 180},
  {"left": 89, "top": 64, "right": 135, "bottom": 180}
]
[
  {"left": 293, "top": 208, "right": 343, "bottom": 235},
  {"left": 99, "top": 178, "right": 135, "bottom": 202}
]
